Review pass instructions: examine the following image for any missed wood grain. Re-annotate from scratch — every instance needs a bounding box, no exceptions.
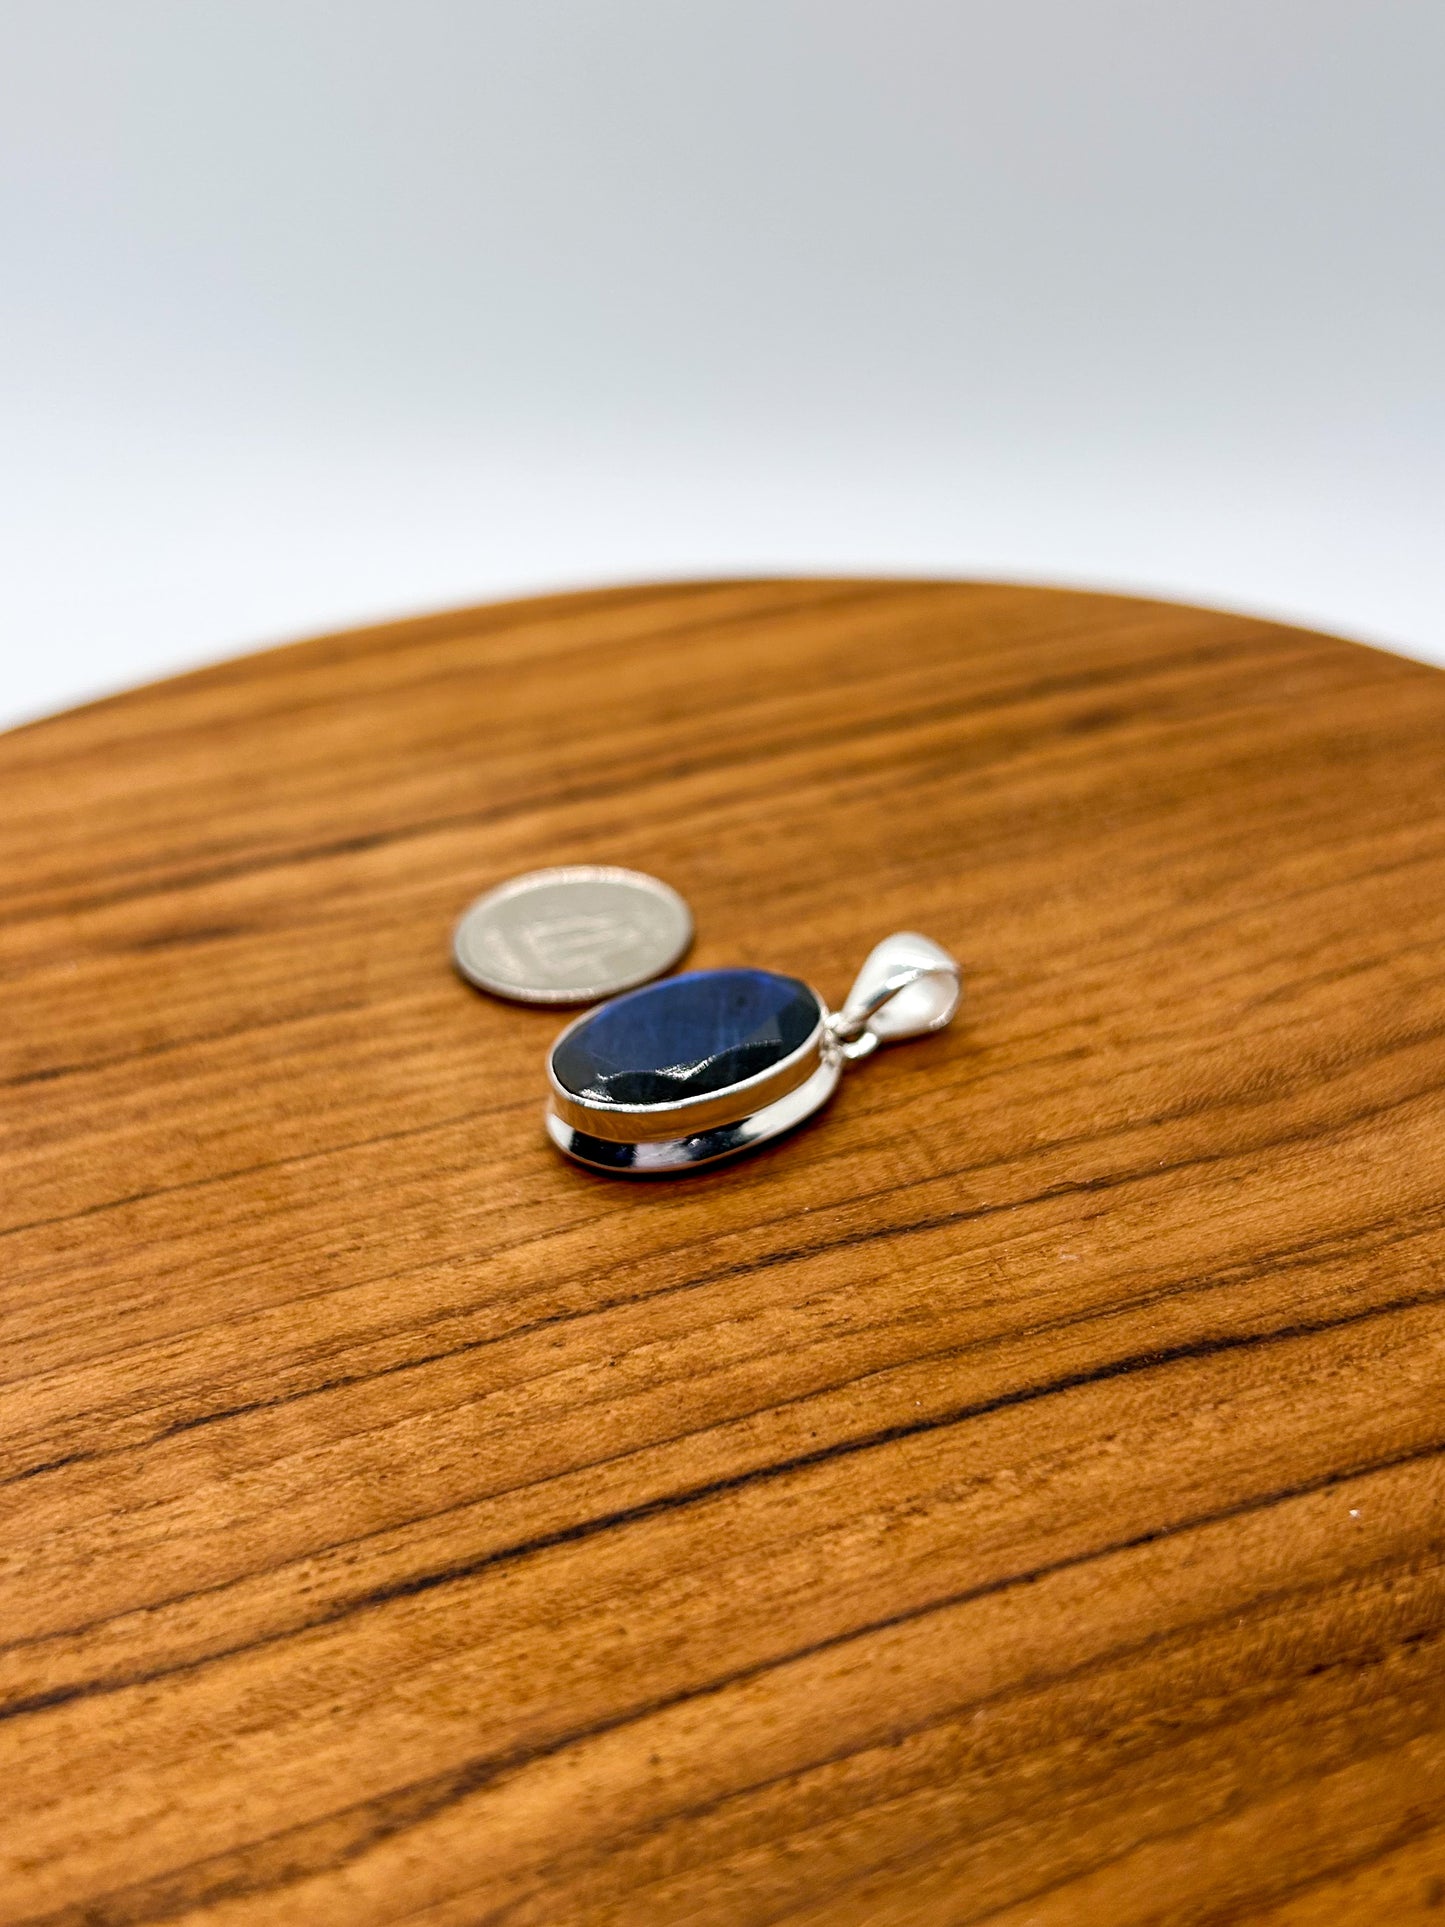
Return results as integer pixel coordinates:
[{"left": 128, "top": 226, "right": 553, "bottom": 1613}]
[{"left": 2, "top": 578, "right": 1444, "bottom": 1925}]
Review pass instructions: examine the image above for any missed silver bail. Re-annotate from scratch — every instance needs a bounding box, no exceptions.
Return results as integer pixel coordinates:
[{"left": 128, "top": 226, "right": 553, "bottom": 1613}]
[{"left": 828, "top": 931, "right": 962, "bottom": 1062}]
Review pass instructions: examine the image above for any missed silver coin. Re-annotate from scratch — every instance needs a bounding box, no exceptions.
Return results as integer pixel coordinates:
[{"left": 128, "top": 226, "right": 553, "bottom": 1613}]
[{"left": 453, "top": 866, "right": 693, "bottom": 1004}]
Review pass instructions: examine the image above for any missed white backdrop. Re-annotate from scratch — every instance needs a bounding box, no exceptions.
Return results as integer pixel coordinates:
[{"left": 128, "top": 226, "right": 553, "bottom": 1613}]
[{"left": 1, "top": 1, "right": 1441, "bottom": 730}]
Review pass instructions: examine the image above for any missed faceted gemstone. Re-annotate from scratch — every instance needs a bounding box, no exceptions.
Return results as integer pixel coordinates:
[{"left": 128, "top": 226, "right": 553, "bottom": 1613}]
[{"left": 552, "top": 968, "right": 821, "bottom": 1107}]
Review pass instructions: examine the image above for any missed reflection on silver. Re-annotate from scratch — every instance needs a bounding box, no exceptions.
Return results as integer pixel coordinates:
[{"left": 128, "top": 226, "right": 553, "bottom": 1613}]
[
  {"left": 453, "top": 865, "right": 692, "bottom": 1004},
  {"left": 827, "top": 931, "right": 962, "bottom": 1061},
  {"left": 546, "top": 1055, "right": 845, "bottom": 1172},
  {"left": 547, "top": 931, "right": 963, "bottom": 1176}
]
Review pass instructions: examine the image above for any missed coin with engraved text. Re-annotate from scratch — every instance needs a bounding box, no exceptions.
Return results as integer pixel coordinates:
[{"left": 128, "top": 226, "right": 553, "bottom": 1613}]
[{"left": 452, "top": 866, "right": 693, "bottom": 1004}]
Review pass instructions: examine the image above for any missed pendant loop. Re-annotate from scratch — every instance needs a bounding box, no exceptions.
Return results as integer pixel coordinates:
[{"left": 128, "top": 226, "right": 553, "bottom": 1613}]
[{"left": 828, "top": 931, "right": 961, "bottom": 1059}]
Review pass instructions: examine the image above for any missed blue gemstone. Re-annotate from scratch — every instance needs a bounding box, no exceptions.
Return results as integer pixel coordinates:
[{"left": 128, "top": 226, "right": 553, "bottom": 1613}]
[{"left": 553, "top": 968, "right": 821, "bottom": 1108}]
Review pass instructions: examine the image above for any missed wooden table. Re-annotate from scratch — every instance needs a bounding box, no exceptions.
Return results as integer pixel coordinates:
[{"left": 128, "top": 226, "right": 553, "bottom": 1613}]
[{"left": 3, "top": 580, "right": 1444, "bottom": 1925}]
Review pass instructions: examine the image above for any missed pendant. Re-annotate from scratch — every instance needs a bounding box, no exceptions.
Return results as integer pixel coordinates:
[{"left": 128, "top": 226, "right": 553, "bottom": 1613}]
[{"left": 544, "top": 932, "right": 961, "bottom": 1174}]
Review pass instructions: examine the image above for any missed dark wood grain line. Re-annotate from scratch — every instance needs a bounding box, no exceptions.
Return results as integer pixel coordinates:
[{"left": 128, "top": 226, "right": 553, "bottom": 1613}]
[
  {"left": 1, "top": 1025, "right": 1438, "bottom": 1423},
  {"left": 3, "top": 954, "right": 1438, "bottom": 1285},
  {"left": 965, "top": 1733, "right": 1445, "bottom": 1927},
  {"left": 0, "top": 1100, "right": 533, "bottom": 1246},
  {"left": 13, "top": 1441, "right": 1444, "bottom": 1927},
  {"left": 479, "top": 1598, "right": 1445, "bottom": 1927},
  {"left": 0, "top": 625, "right": 1256, "bottom": 925},
  {"left": 3, "top": 1283, "right": 1440, "bottom": 1710},
  {"left": 1179, "top": 1814, "right": 1445, "bottom": 1927},
  {"left": 500, "top": 1622, "right": 1445, "bottom": 1927},
  {"left": 5, "top": 1176, "right": 1441, "bottom": 1502},
  {"left": 0, "top": 994, "right": 373, "bottom": 1090},
  {"left": 2, "top": 581, "right": 884, "bottom": 760}
]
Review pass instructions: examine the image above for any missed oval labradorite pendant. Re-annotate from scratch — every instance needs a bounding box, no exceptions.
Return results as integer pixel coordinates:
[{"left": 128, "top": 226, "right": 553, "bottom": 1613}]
[{"left": 544, "top": 933, "right": 962, "bottom": 1175}]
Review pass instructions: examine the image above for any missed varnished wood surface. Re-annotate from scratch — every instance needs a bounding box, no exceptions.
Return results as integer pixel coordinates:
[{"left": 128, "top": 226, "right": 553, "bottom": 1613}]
[{"left": 2, "top": 578, "right": 1444, "bottom": 1925}]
